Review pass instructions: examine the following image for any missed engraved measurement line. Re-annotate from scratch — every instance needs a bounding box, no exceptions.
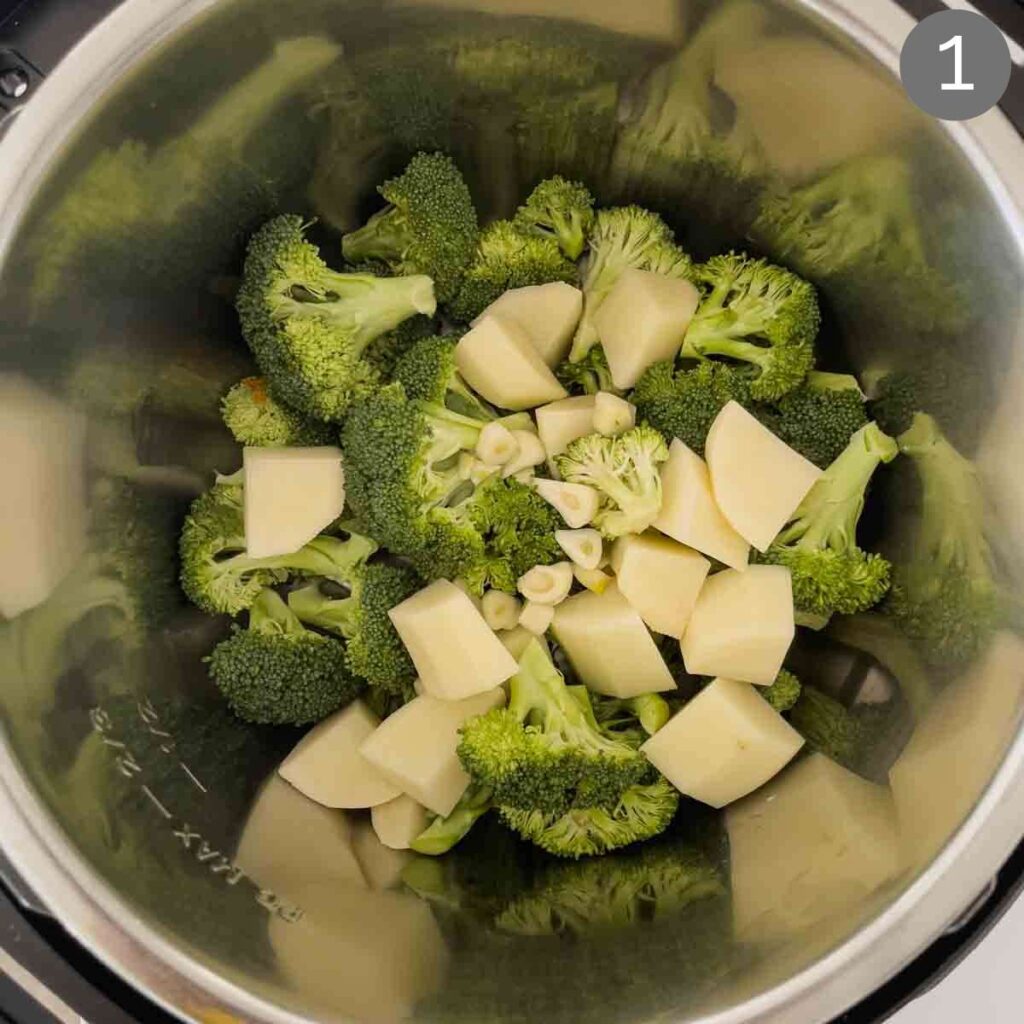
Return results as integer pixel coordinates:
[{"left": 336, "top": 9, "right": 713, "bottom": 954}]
[{"left": 141, "top": 785, "right": 172, "bottom": 819}]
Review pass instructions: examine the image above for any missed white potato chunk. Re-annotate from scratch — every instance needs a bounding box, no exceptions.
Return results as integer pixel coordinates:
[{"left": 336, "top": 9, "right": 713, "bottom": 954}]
[
  {"left": 573, "top": 565, "right": 614, "bottom": 594},
  {"left": 653, "top": 438, "right": 749, "bottom": 569},
  {"left": 641, "top": 678, "right": 804, "bottom": 808},
  {"left": 555, "top": 528, "right": 603, "bottom": 570},
  {"left": 481, "top": 589, "right": 522, "bottom": 631},
  {"left": 359, "top": 689, "right": 506, "bottom": 817},
  {"left": 371, "top": 794, "right": 431, "bottom": 851},
  {"left": 472, "top": 282, "right": 583, "bottom": 367},
  {"left": 475, "top": 421, "right": 519, "bottom": 466},
  {"left": 499, "top": 625, "right": 551, "bottom": 660},
  {"left": 517, "top": 562, "right": 574, "bottom": 605},
  {"left": 594, "top": 269, "right": 701, "bottom": 389},
  {"left": 552, "top": 583, "right": 676, "bottom": 697},
  {"left": 705, "top": 401, "right": 821, "bottom": 552},
  {"left": 389, "top": 580, "right": 517, "bottom": 700},
  {"left": 533, "top": 478, "right": 600, "bottom": 528},
  {"left": 455, "top": 315, "right": 567, "bottom": 410},
  {"left": 243, "top": 446, "right": 345, "bottom": 558},
  {"left": 501, "top": 430, "right": 547, "bottom": 478},
  {"left": 727, "top": 753, "right": 900, "bottom": 943},
  {"left": 593, "top": 392, "right": 637, "bottom": 436},
  {"left": 535, "top": 395, "right": 596, "bottom": 474},
  {"left": 518, "top": 600, "right": 556, "bottom": 636},
  {"left": 278, "top": 701, "right": 401, "bottom": 809},
  {"left": 351, "top": 821, "right": 413, "bottom": 890},
  {"left": 611, "top": 533, "right": 710, "bottom": 638},
  {"left": 680, "top": 566, "right": 794, "bottom": 685}
]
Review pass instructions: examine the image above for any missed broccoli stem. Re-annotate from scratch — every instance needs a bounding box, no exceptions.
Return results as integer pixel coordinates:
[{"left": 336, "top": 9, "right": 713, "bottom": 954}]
[
  {"left": 287, "top": 582, "right": 358, "bottom": 637},
  {"left": 341, "top": 206, "right": 410, "bottom": 265},
  {"left": 410, "top": 784, "right": 494, "bottom": 856},
  {"left": 248, "top": 588, "right": 304, "bottom": 636}
]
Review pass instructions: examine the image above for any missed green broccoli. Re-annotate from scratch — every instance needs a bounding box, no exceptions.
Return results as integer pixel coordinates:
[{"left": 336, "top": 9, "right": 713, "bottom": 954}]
[
  {"left": 869, "top": 371, "right": 919, "bottom": 438},
  {"left": 556, "top": 345, "right": 619, "bottom": 397},
  {"left": 393, "top": 334, "right": 495, "bottom": 420},
  {"left": 178, "top": 483, "right": 377, "bottom": 616},
  {"left": 499, "top": 777, "right": 680, "bottom": 859},
  {"left": 286, "top": 562, "right": 422, "bottom": 695},
  {"left": 447, "top": 220, "right": 577, "bottom": 323},
  {"left": 206, "top": 588, "right": 361, "bottom": 725},
  {"left": 555, "top": 425, "right": 669, "bottom": 539},
  {"left": 569, "top": 206, "right": 694, "bottom": 362},
  {"left": 236, "top": 214, "right": 437, "bottom": 421},
  {"left": 458, "top": 640, "right": 652, "bottom": 816},
  {"left": 761, "top": 668, "right": 802, "bottom": 713},
  {"left": 411, "top": 783, "right": 495, "bottom": 856},
  {"left": 513, "top": 177, "right": 595, "bottom": 260},
  {"left": 362, "top": 314, "right": 439, "bottom": 382},
  {"left": 220, "top": 377, "right": 332, "bottom": 447},
  {"left": 591, "top": 693, "right": 672, "bottom": 745},
  {"left": 680, "top": 253, "right": 818, "bottom": 401},
  {"left": 340, "top": 152, "right": 478, "bottom": 302},
  {"left": 760, "top": 422, "right": 897, "bottom": 618}
]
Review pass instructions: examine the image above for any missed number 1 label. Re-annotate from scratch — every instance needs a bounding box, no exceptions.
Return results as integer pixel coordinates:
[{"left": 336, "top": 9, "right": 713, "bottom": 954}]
[{"left": 940, "top": 34, "right": 975, "bottom": 91}]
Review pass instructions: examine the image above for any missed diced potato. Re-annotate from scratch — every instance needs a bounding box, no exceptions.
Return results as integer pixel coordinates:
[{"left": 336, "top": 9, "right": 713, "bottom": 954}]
[
  {"left": 278, "top": 701, "right": 401, "bottom": 809},
  {"left": 594, "top": 269, "right": 701, "bottom": 389},
  {"left": 517, "top": 562, "right": 574, "bottom": 605},
  {"left": 501, "top": 430, "right": 546, "bottom": 478},
  {"left": 653, "top": 439, "right": 749, "bottom": 570},
  {"left": 455, "top": 315, "right": 567, "bottom": 411},
  {"left": 234, "top": 775, "right": 367, "bottom": 904},
  {"left": 371, "top": 794, "right": 431, "bottom": 851},
  {"left": 389, "top": 580, "right": 517, "bottom": 700},
  {"left": 552, "top": 583, "right": 676, "bottom": 697},
  {"left": 536, "top": 395, "right": 596, "bottom": 474},
  {"left": 593, "top": 392, "right": 637, "bottom": 437},
  {"left": 705, "top": 402, "right": 821, "bottom": 552},
  {"left": 475, "top": 421, "right": 519, "bottom": 466},
  {"left": 680, "top": 566, "right": 795, "bottom": 685},
  {"left": 359, "top": 690, "right": 506, "bottom": 817},
  {"left": 533, "top": 477, "right": 600, "bottom": 528},
  {"left": 519, "top": 600, "right": 555, "bottom": 636},
  {"left": 499, "top": 625, "right": 551, "bottom": 660},
  {"left": 573, "top": 565, "right": 614, "bottom": 594},
  {"left": 727, "top": 753, "right": 900, "bottom": 943},
  {"left": 481, "top": 589, "right": 522, "bottom": 631},
  {"left": 351, "top": 821, "right": 413, "bottom": 890},
  {"left": 611, "top": 533, "right": 710, "bottom": 638},
  {"left": 555, "top": 528, "right": 603, "bottom": 570},
  {"left": 472, "top": 282, "right": 583, "bottom": 367},
  {"left": 243, "top": 446, "right": 345, "bottom": 558},
  {"left": 452, "top": 576, "right": 483, "bottom": 612},
  {"left": 641, "top": 678, "right": 804, "bottom": 807}
]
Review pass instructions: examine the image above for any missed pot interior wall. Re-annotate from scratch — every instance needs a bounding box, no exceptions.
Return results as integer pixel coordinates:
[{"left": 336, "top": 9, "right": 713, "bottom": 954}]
[{"left": 0, "top": 0, "right": 1022, "bottom": 1021}]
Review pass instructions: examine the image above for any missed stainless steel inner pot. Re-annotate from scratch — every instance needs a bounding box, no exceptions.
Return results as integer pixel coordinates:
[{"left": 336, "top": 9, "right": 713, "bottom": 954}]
[{"left": 1, "top": 1, "right": 1023, "bottom": 1022}]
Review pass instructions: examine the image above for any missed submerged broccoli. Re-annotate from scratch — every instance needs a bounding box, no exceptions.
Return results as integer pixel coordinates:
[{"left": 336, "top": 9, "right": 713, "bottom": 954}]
[
  {"left": 556, "top": 345, "right": 618, "bottom": 397},
  {"left": 761, "top": 422, "right": 897, "bottom": 618},
  {"left": 286, "top": 562, "right": 422, "bottom": 695},
  {"left": 341, "top": 152, "right": 478, "bottom": 302},
  {"left": 178, "top": 483, "right": 377, "bottom": 616},
  {"left": 206, "top": 588, "right": 361, "bottom": 725},
  {"left": 458, "top": 640, "right": 652, "bottom": 816},
  {"left": 556, "top": 425, "right": 669, "bottom": 539},
  {"left": 570, "top": 206, "right": 694, "bottom": 362},
  {"left": 221, "top": 377, "right": 332, "bottom": 447},
  {"left": 680, "top": 253, "right": 818, "bottom": 401},
  {"left": 393, "top": 334, "right": 495, "bottom": 420},
  {"left": 236, "top": 214, "right": 437, "bottom": 421},
  {"left": 513, "top": 177, "right": 595, "bottom": 261},
  {"left": 447, "top": 220, "right": 577, "bottom": 323}
]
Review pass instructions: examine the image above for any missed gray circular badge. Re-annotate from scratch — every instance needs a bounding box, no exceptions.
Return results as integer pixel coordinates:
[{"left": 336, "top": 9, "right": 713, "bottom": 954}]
[{"left": 900, "top": 10, "right": 1011, "bottom": 121}]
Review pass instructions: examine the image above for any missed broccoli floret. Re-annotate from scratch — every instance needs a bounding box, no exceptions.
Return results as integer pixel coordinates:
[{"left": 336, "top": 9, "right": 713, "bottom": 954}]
[
  {"left": 556, "top": 426, "right": 669, "bottom": 539},
  {"left": 220, "top": 377, "right": 332, "bottom": 447},
  {"left": 884, "top": 413, "right": 1001, "bottom": 668},
  {"left": 869, "top": 371, "right": 919, "bottom": 438},
  {"left": 411, "top": 782, "right": 495, "bottom": 856},
  {"left": 761, "top": 668, "right": 802, "bottom": 713},
  {"left": 178, "top": 483, "right": 377, "bottom": 616},
  {"left": 556, "top": 345, "right": 619, "bottom": 397},
  {"left": 499, "top": 777, "right": 680, "bottom": 859},
  {"left": 393, "top": 334, "right": 495, "bottom": 420},
  {"left": 236, "top": 214, "right": 437, "bottom": 421},
  {"left": 447, "top": 221, "right": 577, "bottom": 323},
  {"left": 286, "top": 562, "right": 422, "bottom": 695},
  {"left": 591, "top": 693, "right": 672, "bottom": 746},
  {"left": 341, "top": 153, "right": 479, "bottom": 303},
  {"left": 513, "top": 177, "right": 595, "bottom": 260},
  {"left": 569, "top": 206, "right": 694, "bottom": 362},
  {"left": 458, "top": 640, "right": 652, "bottom": 816},
  {"left": 206, "top": 588, "right": 361, "bottom": 725},
  {"left": 760, "top": 422, "right": 897, "bottom": 618},
  {"left": 680, "top": 253, "right": 818, "bottom": 401}
]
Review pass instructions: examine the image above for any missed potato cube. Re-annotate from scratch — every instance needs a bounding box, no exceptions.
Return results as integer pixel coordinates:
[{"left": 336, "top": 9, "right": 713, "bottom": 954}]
[
  {"left": 536, "top": 395, "right": 597, "bottom": 474},
  {"left": 498, "top": 625, "right": 550, "bottom": 661},
  {"left": 653, "top": 438, "right": 749, "bottom": 570},
  {"left": 359, "top": 689, "right": 506, "bottom": 816},
  {"left": 551, "top": 583, "right": 676, "bottom": 697},
  {"left": 680, "top": 566, "right": 794, "bottom": 685},
  {"left": 388, "top": 580, "right": 518, "bottom": 700},
  {"left": 472, "top": 282, "right": 583, "bottom": 367},
  {"left": 705, "top": 401, "right": 821, "bottom": 552},
  {"left": 594, "top": 269, "right": 700, "bottom": 389},
  {"left": 455, "top": 315, "right": 567, "bottom": 410},
  {"left": 611, "top": 533, "right": 710, "bottom": 638},
  {"left": 641, "top": 678, "right": 804, "bottom": 807},
  {"left": 371, "top": 794, "right": 431, "bottom": 851}
]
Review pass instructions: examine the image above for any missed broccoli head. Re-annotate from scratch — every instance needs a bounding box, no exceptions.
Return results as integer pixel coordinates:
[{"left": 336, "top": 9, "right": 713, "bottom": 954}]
[
  {"left": 221, "top": 377, "right": 332, "bottom": 447},
  {"left": 513, "top": 177, "right": 595, "bottom": 260},
  {"left": 206, "top": 588, "right": 361, "bottom": 725},
  {"left": 556, "top": 345, "right": 619, "bottom": 397},
  {"left": 556, "top": 425, "right": 669, "bottom": 539},
  {"left": 761, "top": 668, "right": 802, "bottom": 713},
  {"left": 236, "top": 214, "right": 437, "bottom": 421},
  {"left": 447, "top": 220, "right": 578, "bottom": 323},
  {"left": 570, "top": 206, "right": 694, "bottom": 362},
  {"left": 393, "top": 334, "right": 495, "bottom": 421},
  {"left": 341, "top": 152, "right": 479, "bottom": 303},
  {"left": 760, "top": 422, "right": 897, "bottom": 618},
  {"left": 458, "top": 640, "right": 652, "bottom": 816}
]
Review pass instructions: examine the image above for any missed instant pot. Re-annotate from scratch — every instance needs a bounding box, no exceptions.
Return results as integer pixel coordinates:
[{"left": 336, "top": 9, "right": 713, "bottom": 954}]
[{"left": 1, "top": 0, "right": 1023, "bottom": 1022}]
